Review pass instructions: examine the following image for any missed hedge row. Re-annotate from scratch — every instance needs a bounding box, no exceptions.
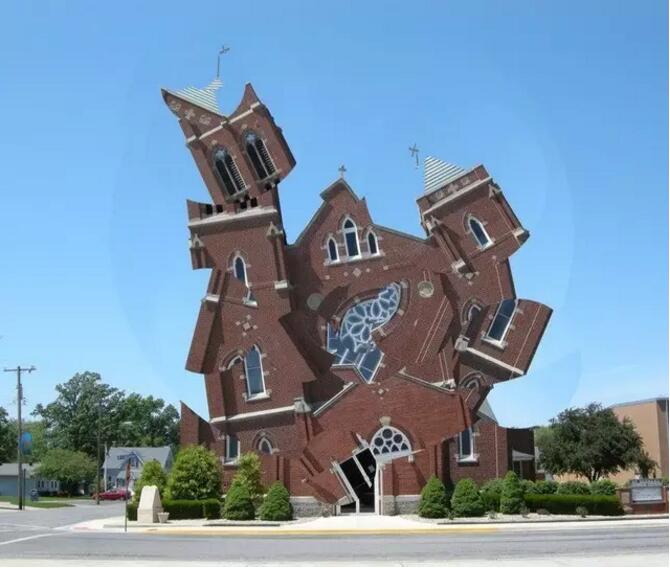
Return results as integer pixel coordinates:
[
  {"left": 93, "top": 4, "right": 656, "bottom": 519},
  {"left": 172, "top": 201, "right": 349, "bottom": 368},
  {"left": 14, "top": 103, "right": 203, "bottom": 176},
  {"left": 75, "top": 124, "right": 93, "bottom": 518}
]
[
  {"left": 126, "top": 498, "right": 222, "bottom": 521},
  {"left": 524, "top": 494, "right": 623, "bottom": 516}
]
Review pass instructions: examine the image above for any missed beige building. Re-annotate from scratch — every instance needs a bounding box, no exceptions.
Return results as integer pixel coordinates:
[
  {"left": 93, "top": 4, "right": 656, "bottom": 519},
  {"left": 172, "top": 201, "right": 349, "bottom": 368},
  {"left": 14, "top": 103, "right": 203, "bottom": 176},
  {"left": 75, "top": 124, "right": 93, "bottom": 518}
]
[{"left": 608, "top": 397, "right": 668, "bottom": 485}]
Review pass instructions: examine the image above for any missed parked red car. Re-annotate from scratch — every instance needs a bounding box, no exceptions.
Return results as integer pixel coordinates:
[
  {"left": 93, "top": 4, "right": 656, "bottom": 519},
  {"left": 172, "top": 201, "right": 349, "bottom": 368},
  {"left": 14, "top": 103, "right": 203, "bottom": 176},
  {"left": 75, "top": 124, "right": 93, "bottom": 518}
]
[{"left": 92, "top": 488, "right": 130, "bottom": 501}]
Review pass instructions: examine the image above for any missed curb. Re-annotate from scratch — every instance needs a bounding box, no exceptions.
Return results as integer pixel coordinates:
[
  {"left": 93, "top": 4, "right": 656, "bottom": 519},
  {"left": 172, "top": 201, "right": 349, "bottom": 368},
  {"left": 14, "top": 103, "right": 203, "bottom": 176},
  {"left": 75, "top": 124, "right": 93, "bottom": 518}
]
[{"left": 436, "top": 513, "right": 669, "bottom": 525}]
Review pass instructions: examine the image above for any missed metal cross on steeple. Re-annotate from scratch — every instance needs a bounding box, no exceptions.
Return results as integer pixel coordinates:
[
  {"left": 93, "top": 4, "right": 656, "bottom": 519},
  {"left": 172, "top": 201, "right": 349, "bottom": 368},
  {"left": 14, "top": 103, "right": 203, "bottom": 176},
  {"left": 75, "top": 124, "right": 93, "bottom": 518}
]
[
  {"left": 338, "top": 164, "right": 347, "bottom": 179},
  {"left": 409, "top": 143, "right": 420, "bottom": 168},
  {"left": 217, "top": 45, "right": 230, "bottom": 79}
]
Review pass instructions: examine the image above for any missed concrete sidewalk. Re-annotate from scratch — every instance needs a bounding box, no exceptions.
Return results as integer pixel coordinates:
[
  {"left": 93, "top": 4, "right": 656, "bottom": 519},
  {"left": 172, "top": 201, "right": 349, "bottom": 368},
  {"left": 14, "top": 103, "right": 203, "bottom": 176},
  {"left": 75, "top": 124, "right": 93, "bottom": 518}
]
[{"left": 66, "top": 513, "right": 669, "bottom": 536}]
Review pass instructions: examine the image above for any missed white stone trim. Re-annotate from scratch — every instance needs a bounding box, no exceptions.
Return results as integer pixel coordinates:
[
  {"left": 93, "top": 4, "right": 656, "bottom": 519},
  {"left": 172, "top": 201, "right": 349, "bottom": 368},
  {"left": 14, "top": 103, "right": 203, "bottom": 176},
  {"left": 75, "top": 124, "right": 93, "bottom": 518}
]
[
  {"left": 464, "top": 347, "right": 524, "bottom": 376},
  {"left": 210, "top": 404, "right": 295, "bottom": 424}
]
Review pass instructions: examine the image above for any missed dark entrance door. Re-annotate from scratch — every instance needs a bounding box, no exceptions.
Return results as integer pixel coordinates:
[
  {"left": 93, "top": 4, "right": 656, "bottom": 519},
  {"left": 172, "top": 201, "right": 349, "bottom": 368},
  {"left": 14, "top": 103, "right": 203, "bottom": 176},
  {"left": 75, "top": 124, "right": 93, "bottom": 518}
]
[{"left": 339, "top": 448, "right": 377, "bottom": 513}]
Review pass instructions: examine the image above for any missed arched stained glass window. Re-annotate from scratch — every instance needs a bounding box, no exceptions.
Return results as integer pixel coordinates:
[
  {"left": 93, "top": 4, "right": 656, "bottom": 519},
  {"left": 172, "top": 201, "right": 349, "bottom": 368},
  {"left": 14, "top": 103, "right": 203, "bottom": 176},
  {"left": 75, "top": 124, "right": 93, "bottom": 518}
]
[
  {"left": 214, "top": 149, "right": 245, "bottom": 197},
  {"left": 244, "top": 346, "right": 265, "bottom": 396},
  {"left": 343, "top": 218, "right": 360, "bottom": 258},
  {"left": 468, "top": 216, "right": 492, "bottom": 248},
  {"left": 245, "top": 132, "right": 276, "bottom": 180},
  {"left": 370, "top": 426, "right": 412, "bottom": 461},
  {"left": 327, "top": 282, "right": 401, "bottom": 382}
]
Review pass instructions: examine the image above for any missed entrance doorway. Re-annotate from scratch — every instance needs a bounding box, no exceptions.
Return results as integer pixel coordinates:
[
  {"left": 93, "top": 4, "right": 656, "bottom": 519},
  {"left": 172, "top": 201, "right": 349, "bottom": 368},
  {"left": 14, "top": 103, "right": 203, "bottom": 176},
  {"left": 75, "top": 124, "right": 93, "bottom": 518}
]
[{"left": 338, "top": 448, "right": 377, "bottom": 513}]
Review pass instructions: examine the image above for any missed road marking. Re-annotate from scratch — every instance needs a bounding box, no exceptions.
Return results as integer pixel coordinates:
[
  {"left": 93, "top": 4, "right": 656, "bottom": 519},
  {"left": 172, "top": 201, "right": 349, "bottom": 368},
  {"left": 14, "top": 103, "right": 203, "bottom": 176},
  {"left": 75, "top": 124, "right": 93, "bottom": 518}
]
[{"left": 0, "top": 533, "right": 55, "bottom": 547}]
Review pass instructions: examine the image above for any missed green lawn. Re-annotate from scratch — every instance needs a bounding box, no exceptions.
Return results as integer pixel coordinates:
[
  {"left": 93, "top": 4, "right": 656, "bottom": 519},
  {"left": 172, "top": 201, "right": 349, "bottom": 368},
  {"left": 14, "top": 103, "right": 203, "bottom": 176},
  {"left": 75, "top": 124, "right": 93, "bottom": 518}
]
[{"left": 0, "top": 495, "right": 73, "bottom": 508}]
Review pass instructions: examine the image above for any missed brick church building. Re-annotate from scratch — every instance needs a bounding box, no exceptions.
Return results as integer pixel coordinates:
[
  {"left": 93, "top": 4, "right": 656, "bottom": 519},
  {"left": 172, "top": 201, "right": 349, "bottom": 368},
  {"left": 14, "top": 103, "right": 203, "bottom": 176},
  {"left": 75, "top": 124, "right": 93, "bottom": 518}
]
[{"left": 162, "top": 76, "right": 552, "bottom": 515}]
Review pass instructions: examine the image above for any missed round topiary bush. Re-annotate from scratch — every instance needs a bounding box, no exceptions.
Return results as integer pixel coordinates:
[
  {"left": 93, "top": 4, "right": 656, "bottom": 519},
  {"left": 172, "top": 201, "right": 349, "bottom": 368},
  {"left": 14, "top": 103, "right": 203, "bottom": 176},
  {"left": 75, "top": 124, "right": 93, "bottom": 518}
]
[
  {"left": 165, "top": 445, "right": 222, "bottom": 500},
  {"left": 500, "top": 471, "right": 524, "bottom": 514},
  {"left": 223, "top": 479, "right": 255, "bottom": 520},
  {"left": 418, "top": 475, "right": 448, "bottom": 518},
  {"left": 451, "top": 478, "right": 485, "bottom": 517},
  {"left": 556, "top": 481, "right": 591, "bottom": 496},
  {"left": 133, "top": 460, "right": 168, "bottom": 505},
  {"left": 259, "top": 481, "right": 293, "bottom": 521},
  {"left": 480, "top": 478, "right": 504, "bottom": 512}
]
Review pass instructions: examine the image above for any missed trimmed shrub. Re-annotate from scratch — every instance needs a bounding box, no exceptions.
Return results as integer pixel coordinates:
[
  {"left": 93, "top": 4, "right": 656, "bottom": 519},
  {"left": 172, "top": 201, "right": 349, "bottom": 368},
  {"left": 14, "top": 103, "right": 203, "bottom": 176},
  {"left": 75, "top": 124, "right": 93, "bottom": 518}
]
[
  {"left": 235, "top": 452, "right": 265, "bottom": 507},
  {"left": 259, "top": 481, "right": 293, "bottom": 521},
  {"left": 451, "top": 478, "right": 485, "bottom": 517},
  {"left": 500, "top": 471, "right": 524, "bottom": 514},
  {"left": 166, "top": 445, "right": 222, "bottom": 501},
  {"left": 418, "top": 475, "right": 448, "bottom": 518},
  {"left": 132, "top": 460, "right": 168, "bottom": 505},
  {"left": 223, "top": 479, "right": 255, "bottom": 520},
  {"left": 590, "top": 479, "right": 617, "bottom": 496},
  {"left": 127, "top": 502, "right": 137, "bottom": 521},
  {"left": 556, "top": 481, "right": 591, "bottom": 495},
  {"left": 480, "top": 479, "right": 504, "bottom": 512},
  {"left": 519, "top": 479, "right": 535, "bottom": 495},
  {"left": 163, "top": 500, "right": 207, "bottom": 520},
  {"left": 524, "top": 494, "right": 623, "bottom": 516},
  {"left": 534, "top": 480, "right": 559, "bottom": 494},
  {"left": 202, "top": 498, "right": 222, "bottom": 520}
]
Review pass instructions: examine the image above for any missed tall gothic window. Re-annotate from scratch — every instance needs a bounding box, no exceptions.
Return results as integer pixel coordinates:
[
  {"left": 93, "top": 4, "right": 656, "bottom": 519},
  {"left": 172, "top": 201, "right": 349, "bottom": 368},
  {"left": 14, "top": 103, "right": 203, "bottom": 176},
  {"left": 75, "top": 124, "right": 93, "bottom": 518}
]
[
  {"left": 214, "top": 149, "right": 245, "bottom": 197},
  {"left": 245, "top": 132, "right": 276, "bottom": 180},
  {"left": 233, "top": 256, "right": 247, "bottom": 284},
  {"left": 226, "top": 434, "right": 240, "bottom": 462},
  {"left": 244, "top": 346, "right": 265, "bottom": 396},
  {"left": 458, "top": 428, "right": 475, "bottom": 461},
  {"left": 327, "top": 237, "right": 339, "bottom": 262},
  {"left": 468, "top": 216, "right": 492, "bottom": 248},
  {"left": 343, "top": 218, "right": 360, "bottom": 258},
  {"left": 367, "top": 231, "right": 378, "bottom": 255},
  {"left": 486, "top": 299, "right": 517, "bottom": 343}
]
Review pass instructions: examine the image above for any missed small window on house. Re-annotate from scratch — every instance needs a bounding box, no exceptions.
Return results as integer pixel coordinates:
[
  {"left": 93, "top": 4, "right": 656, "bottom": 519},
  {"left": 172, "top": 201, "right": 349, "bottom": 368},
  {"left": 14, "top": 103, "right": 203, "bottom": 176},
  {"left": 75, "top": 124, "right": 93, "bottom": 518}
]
[
  {"left": 245, "top": 132, "right": 276, "bottom": 180},
  {"left": 257, "top": 436, "right": 273, "bottom": 455},
  {"left": 214, "top": 148, "right": 245, "bottom": 197},
  {"left": 486, "top": 299, "right": 517, "bottom": 343},
  {"left": 468, "top": 216, "right": 492, "bottom": 248},
  {"left": 458, "top": 428, "right": 475, "bottom": 461},
  {"left": 226, "top": 435, "right": 240, "bottom": 462},
  {"left": 343, "top": 218, "right": 360, "bottom": 258},
  {"left": 367, "top": 231, "right": 378, "bottom": 255},
  {"left": 244, "top": 346, "right": 266, "bottom": 396},
  {"left": 327, "top": 238, "right": 339, "bottom": 262}
]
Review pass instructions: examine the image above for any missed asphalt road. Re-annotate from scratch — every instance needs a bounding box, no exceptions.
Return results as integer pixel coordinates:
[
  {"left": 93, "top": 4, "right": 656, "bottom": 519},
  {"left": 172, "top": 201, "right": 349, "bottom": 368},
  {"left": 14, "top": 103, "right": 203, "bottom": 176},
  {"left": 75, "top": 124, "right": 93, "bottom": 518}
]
[{"left": 0, "top": 503, "right": 667, "bottom": 566}]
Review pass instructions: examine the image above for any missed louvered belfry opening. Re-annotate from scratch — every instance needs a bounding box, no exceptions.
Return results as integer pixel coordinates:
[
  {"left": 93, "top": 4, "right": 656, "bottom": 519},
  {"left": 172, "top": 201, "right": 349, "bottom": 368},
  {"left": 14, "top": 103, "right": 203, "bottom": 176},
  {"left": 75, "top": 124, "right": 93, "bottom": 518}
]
[{"left": 245, "top": 132, "right": 276, "bottom": 180}]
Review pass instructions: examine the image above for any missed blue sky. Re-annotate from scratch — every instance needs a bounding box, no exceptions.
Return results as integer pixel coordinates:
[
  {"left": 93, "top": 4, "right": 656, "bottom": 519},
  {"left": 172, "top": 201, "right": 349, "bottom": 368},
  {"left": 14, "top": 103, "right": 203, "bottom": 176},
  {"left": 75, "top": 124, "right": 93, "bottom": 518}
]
[{"left": 1, "top": 1, "right": 667, "bottom": 427}]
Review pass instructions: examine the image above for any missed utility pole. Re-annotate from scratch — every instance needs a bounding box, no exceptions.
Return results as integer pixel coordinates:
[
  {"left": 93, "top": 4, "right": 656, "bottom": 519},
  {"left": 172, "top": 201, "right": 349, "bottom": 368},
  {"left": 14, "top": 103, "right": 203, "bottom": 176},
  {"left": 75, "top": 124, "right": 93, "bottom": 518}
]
[
  {"left": 3, "top": 366, "right": 36, "bottom": 511},
  {"left": 96, "top": 401, "right": 101, "bottom": 505}
]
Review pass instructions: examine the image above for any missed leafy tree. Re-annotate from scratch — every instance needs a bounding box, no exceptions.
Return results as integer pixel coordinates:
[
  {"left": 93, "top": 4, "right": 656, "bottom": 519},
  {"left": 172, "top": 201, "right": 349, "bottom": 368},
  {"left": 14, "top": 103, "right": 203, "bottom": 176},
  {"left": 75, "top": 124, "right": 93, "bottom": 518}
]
[
  {"left": 118, "top": 394, "right": 179, "bottom": 449},
  {"left": 33, "top": 372, "right": 125, "bottom": 458},
  {"left": 165, "top": 445, "right": 222, "bottom": 500},
  {"left": 0, "top": 407, "right": 15, "bottom": 464},
  {"left": 234, "top": 452, "right": 265, "bottom": 505},
  {"left": 132, "top": 459, "right": 168, "bottom": 504},
  {"left": 635, "top": 450, "right": 658, "bottom": 479},
  {"left": 500, "top": 471, "right": 524, "bottom": 514},
  {"left": 480, "top": 478, "right": 504, "bottom": 512},
  {"left": 537, "top": 403, "right": 642, "bottom": 481},
  {"left": 37, "top": 449, "right": 96, "bottom": 495},
  {"left": 418, "top": 475, "right": 448, "bottom": 518},
  {"left": 451, "top": 478, "right": 485, "bottom": 517},
  {"left": 259, "top": 481, "right": 292, "bottom": 521},
  {"left": 223, "top": 478, "right": 255, "bottom": 520}
]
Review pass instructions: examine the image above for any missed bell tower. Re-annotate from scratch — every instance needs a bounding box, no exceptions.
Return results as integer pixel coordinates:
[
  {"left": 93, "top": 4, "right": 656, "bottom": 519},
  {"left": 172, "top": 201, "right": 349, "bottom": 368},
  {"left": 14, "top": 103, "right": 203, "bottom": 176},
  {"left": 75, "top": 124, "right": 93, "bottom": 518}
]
[{"left": 161, "top": 79, "right": 295, "bottom": 214}]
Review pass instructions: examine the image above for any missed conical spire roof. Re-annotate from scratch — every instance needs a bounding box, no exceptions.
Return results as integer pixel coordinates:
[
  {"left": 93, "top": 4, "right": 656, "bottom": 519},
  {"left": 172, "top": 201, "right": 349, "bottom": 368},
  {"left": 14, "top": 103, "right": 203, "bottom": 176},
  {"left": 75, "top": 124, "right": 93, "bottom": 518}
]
[{"left": 423, "top": 156, "right": 466, "bottom": 194}]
